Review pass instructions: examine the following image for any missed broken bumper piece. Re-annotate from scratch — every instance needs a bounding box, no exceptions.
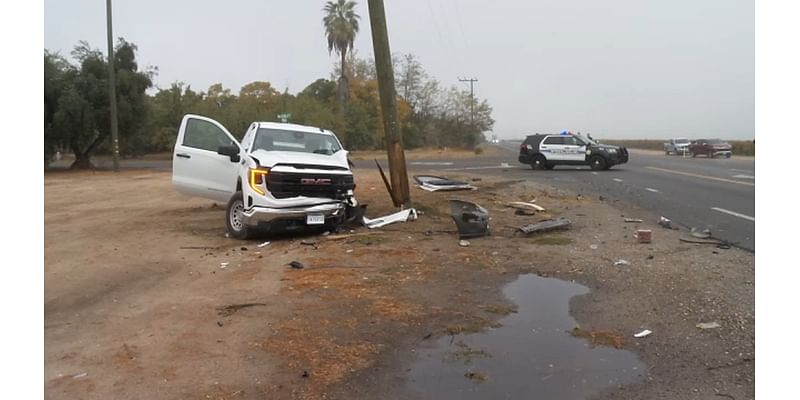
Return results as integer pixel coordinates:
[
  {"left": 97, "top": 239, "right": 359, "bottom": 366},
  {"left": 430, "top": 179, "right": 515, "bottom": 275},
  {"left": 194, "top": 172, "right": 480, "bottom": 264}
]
[
  {"left": 449, "top": 200, "right": 490, "bottom": 239},
  {"left": 362, "top": 208, "right": 418, "bottom": 229},
  {"left": 518, "top": 217, "right": 572, "bottom": 234}
]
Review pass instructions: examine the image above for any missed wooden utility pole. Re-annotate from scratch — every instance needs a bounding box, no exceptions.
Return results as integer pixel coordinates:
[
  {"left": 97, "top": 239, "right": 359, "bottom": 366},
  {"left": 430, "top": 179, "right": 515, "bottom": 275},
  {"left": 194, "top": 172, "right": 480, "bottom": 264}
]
[
  {"left": 458, "top": 77, "right": 478, "bottom": 126},
  {"left": 106, "top": 0, "right": 120, "bottom": 171},
  {"left": 367, "top": 0, "right": 410, "bottom": 207}
]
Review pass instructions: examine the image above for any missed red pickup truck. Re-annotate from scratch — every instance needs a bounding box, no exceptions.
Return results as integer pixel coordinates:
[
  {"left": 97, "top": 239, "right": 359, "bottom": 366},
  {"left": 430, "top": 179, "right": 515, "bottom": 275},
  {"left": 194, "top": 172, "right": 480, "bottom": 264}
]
[{"left": 689, "top": 139, "right": 732, "bottom": 158}]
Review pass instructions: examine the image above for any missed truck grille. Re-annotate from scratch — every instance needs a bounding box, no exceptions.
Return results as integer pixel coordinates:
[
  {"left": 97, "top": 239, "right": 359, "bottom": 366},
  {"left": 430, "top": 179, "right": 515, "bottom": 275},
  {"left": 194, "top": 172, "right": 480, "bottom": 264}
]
[{"left": 267, "top": 171, "right": 355, "bottom": 200}]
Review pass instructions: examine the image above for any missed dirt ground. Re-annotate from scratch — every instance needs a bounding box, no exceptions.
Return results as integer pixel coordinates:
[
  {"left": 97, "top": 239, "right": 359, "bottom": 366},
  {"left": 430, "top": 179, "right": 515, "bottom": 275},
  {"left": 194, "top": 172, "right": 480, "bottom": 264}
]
[{"left": 44, "top": 168, "right": 754, "bottom": 400}]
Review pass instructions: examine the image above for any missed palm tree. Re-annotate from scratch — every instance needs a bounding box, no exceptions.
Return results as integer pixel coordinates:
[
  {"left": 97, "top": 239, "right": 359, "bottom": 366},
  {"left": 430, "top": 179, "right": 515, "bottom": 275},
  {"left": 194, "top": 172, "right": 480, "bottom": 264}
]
[{"left": 322, "top": 0, "right": 360, "bottom": 104}]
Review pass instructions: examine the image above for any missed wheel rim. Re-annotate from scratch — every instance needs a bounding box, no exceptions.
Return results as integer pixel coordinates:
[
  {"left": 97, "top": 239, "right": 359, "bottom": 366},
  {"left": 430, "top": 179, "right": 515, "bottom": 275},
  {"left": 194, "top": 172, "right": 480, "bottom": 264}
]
[
  {"left": 593, "top": 159, "right": 601, "bottom": 168},
  {"left": 229, "top": 200, "right": 244, "bottom": 231}
]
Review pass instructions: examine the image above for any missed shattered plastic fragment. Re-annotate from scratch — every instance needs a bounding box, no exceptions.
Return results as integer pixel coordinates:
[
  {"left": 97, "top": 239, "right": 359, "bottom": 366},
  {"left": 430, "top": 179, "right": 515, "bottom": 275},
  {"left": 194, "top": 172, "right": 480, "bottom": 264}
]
[
  {"left": 614, "top": 260, "right": 630, "bottom": 266},
  {"left": 449, "top": 200, "right": 490, "bottom": 239},
  {"left": 633, "top": 329, "right": 652, "bottom": 338},
  {"left": 696, "top": 322, "right": 721, "bottom": 330}
]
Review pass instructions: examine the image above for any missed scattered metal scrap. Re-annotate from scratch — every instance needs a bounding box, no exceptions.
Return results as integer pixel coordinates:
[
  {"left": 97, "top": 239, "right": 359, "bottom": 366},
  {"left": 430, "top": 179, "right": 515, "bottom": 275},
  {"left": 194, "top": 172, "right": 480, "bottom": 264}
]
[
  {"left": 449, "top": 200, "right": 490, "bottom": 239},
  {"left": 414, "top": 175, "right": 476, "bottom": 192},
  {"left": 517, "top": 217, "right": 572, "bottom": 235},
  {"left": 624, "top": 218, "right": 643, "bottom": 223}
]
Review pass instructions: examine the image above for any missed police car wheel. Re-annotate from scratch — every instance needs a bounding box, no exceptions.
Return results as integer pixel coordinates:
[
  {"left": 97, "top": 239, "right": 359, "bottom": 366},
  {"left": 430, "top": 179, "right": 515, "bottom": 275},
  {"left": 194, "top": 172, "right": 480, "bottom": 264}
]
[
  {"left": 589, "top": 156, "right": 606, "bottom": 170},
  {"left": 530, "top": 155, "right": 546, "bottom": 170}
]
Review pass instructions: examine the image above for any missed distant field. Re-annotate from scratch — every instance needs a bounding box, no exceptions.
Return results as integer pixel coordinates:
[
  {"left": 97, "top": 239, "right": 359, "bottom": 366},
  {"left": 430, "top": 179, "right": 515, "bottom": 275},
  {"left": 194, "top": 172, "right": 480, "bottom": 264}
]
[{"left": 602, "top": 139, "right": 755, "bottom": 156}]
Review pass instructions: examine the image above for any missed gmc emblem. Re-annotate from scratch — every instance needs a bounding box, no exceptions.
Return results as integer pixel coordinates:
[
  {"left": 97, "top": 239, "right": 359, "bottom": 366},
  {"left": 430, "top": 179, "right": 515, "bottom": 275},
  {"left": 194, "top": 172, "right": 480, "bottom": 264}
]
[{"left": 300, "top": 178, "right": 332, "bottom": 185}]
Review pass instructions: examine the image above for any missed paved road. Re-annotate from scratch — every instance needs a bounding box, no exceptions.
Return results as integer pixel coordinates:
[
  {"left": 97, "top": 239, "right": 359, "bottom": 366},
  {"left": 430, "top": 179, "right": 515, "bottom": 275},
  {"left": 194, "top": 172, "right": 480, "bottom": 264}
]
[
  {"left": 387, "top": 142, "right": 756, "bottom": 251},
  {"left": 53, "top": 144, "right": 755, "bottom": 250}
]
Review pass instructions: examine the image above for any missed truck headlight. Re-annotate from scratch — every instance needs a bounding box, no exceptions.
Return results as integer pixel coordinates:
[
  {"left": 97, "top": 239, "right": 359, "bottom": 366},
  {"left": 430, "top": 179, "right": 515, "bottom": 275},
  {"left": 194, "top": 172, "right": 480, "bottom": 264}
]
[
  {"left": 249, "top": 168, "right": 269, "bottom": 195},
  {"left": 607, "top": 148, "right": 617, "bottom": 154}
]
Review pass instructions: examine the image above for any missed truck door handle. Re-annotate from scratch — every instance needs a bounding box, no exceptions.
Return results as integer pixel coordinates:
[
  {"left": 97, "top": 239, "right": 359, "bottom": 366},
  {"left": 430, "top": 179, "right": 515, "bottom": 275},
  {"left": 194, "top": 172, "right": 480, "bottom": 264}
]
[{"left": 176, "top": 153, "right": 191, "bottom": 159}]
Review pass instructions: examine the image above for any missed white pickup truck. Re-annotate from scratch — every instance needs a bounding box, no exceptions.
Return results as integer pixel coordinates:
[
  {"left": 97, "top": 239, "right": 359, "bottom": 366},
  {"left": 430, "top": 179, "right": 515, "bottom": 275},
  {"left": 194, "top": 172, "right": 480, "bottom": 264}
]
[{"left": 172, "top": 114, "right": 357, "bottom": 239}]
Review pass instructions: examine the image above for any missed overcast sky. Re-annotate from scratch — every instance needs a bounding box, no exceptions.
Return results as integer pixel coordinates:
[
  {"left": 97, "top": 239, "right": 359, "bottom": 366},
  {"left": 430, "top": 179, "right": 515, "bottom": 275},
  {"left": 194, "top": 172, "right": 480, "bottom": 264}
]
[{"left": 44, "top": 0, "right": 754, "bottom": 139}]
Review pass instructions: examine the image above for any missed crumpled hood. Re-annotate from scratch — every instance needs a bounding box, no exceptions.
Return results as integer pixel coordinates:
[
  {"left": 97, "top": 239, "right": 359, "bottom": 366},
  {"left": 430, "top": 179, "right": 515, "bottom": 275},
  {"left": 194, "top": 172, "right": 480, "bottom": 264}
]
[{"left": 250, "top": 149, "right": 349, "bottom": 169}]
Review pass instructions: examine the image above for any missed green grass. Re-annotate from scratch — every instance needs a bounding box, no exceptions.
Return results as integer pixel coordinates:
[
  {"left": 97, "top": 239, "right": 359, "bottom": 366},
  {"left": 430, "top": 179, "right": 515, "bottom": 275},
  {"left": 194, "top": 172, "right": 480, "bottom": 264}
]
[{"left": 602, "top": 139, "right": 755, "bottom": 156}]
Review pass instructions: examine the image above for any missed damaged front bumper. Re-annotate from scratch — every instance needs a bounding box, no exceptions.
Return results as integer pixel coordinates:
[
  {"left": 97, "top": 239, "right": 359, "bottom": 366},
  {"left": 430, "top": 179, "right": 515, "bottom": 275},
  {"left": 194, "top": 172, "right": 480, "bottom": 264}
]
[{"left": 241, "top": 202, "right": 346, "bottom": 227}]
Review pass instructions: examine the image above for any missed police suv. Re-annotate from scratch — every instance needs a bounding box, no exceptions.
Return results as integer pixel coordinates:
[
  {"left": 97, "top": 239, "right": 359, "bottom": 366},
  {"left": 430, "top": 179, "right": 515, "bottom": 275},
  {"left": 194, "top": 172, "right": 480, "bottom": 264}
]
[{"left": 518, "top": 133, "right": 629, "bottom": 170}]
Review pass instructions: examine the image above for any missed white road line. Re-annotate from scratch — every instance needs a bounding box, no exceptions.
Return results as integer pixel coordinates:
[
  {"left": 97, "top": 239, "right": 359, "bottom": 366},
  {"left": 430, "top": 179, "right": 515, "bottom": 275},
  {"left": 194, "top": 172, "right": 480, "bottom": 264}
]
[
  {"left": 645, "top": 188, "right": 660, "bottom": 193},
  {"left": 730, "top": 168, "right": 755, "bottom": 174},
  {"left": 612, "top": 178, "right": 623, "bottom": 182},
  {"left": 442, "top": 166, "right": 510, "bottom": 171},
  {"left": 591, "top": 172, "right": 598, "bottom": 175},
  {"left": 645, "top": 166, "right": 755, "bottom": 187},
  {"left": 410, "top": 161, "right": 454, "bottom": 166},
  {"left": 711, "top": 207, "right": 755, "bottom": 222},
  {"left": 732, "top": 174, "right": 755, "bottom": 180}
]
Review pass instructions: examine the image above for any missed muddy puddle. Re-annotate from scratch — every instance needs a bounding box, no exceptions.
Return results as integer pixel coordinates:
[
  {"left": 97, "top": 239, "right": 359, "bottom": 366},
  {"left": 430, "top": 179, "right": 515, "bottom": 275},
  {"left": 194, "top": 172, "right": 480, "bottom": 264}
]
[{"left": 405, "top": 274, "right": 646, "bottom": 399}]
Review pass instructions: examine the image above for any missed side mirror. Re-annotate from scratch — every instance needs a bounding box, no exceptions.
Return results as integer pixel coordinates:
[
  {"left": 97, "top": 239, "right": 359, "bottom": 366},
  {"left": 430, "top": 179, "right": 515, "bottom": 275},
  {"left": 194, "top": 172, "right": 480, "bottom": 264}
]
[{"left": 217, "top": 145, "right": 240, "bottom": 162}]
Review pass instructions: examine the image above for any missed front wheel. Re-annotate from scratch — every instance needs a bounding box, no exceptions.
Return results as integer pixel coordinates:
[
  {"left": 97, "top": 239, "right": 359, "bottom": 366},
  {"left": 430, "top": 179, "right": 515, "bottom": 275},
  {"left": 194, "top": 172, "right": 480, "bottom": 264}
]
[
  {"left": 589, "top": 155, "right": 607, "bottom": 170},
  {"left": 226, "top": 191, "right": 252, "bottom": 239},
  {"left": 530, "top": 155, "right": 547, "bottom": 170}
]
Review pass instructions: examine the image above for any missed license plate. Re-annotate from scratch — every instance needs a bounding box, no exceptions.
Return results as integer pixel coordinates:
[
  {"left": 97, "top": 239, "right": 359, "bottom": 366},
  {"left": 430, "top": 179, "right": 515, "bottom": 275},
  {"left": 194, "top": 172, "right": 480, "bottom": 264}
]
[{"left": 306, "top": 214, "right": 325, "bottom": 225}]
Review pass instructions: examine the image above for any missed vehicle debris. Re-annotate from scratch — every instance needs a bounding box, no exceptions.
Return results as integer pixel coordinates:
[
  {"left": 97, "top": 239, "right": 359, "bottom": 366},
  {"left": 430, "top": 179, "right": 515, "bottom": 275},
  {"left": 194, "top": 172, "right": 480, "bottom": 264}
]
[
  {"left": 449, "top": 200, "right": 490, "bottom": 239},
  {"left": 288, "top": 261, "right": 305, "bottom": 269},
  {"left": 691, "top": 228, "right": 712, "bottom": 239},
  {"left": 300, "top": 239, "right": 318, "bottom": 246},
  {"left": 696, "top": 322, "right": 721, "bottom": 330},
  {"left": 633, "top": 329, "right": 652, "bottom": 338},
  {"left": 459, "top": 240, "right": 470, "bottom": 247},
  {"left": 624, "top": 218, "right": 643, "bottom": 223},
  {"left": 614, "top": 259, "right": 630, "bottom": 266},
  {"left": 217, "top": 303, "right": 268, "bottom": 317},
  {"left": 658, "top": 216, "right": 674, "bottom": 229},
  {"left": 219, "top": 262, "right": 229, "bottom": 269},
  {"left": 505, "top": 201, "right": 546, "bottom": 213},
  {"left": 679, "top": 235, "right": 721, "bottom": 245},
  {"left": 414, "top": 175, "right": 476, "bottom": 192},
  {"left": 72, "top": 372, "right": 88, "bottom": 379},
  {"left": 634, "top": 229, "right": 652, "bottom": 243},
  {"left": 363, "top": 208, "right": 418, "bottom": 229},
  {"left": 518, "top": 217, "right": 572, "bottom": 235},
  {"left": 257, "top": 241, "right": 271, "bottom": 248},
  {"left": 589, "top": 244, "right": 599, "bottom": 250}
]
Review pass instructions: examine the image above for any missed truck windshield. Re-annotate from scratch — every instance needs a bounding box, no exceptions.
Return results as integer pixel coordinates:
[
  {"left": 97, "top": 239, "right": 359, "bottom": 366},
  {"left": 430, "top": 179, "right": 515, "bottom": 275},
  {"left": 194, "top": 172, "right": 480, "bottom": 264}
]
[{"left": 252, "top": 128, "right": 342, "bottom": 155}]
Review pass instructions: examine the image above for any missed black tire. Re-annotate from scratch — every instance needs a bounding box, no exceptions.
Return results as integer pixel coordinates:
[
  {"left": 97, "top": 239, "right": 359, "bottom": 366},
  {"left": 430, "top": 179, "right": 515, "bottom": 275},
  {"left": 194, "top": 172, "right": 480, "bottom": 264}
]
[
  {"left": 545, "top": 163, "right": 555, "bottom": 170},
  {"left": 589, "top": 155, "right": 607, "bottom": 170},
  {"left": 690, "top": 151, "right": 696, "bottom": 158},
  {"left": 530, "top": 155, "right": 547, "bottom": 170},
  {"left": 665, "top": 150, "right": 671, "bottom": 155},
  {"left": 226, "top": 191, "right": 252, "bottom": 239}
]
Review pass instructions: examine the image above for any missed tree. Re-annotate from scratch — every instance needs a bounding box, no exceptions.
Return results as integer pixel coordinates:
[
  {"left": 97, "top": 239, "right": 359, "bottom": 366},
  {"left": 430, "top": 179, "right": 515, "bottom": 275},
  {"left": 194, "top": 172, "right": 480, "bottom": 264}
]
[
  {"left": 45, "top": 39, "right": 153, "bottom": 168},
  {"left": 322, "top": 0, "right": 360, "bottom": 104}
]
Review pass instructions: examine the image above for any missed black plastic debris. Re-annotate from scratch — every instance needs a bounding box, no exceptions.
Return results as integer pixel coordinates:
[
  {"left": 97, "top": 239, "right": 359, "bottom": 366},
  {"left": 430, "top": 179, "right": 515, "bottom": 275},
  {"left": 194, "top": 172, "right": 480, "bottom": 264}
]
[
  {"left": 288, "top": 261, "right": 305, "bottom": 269},
  {"left": 415, "top": 175, "right": 476, "bottom": 192},
  {"left": 518, "top": 217, "right": 572, "bottom": 235},
  {"left": 449, "top": 200, "right": 490, "bottom": 239}
]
